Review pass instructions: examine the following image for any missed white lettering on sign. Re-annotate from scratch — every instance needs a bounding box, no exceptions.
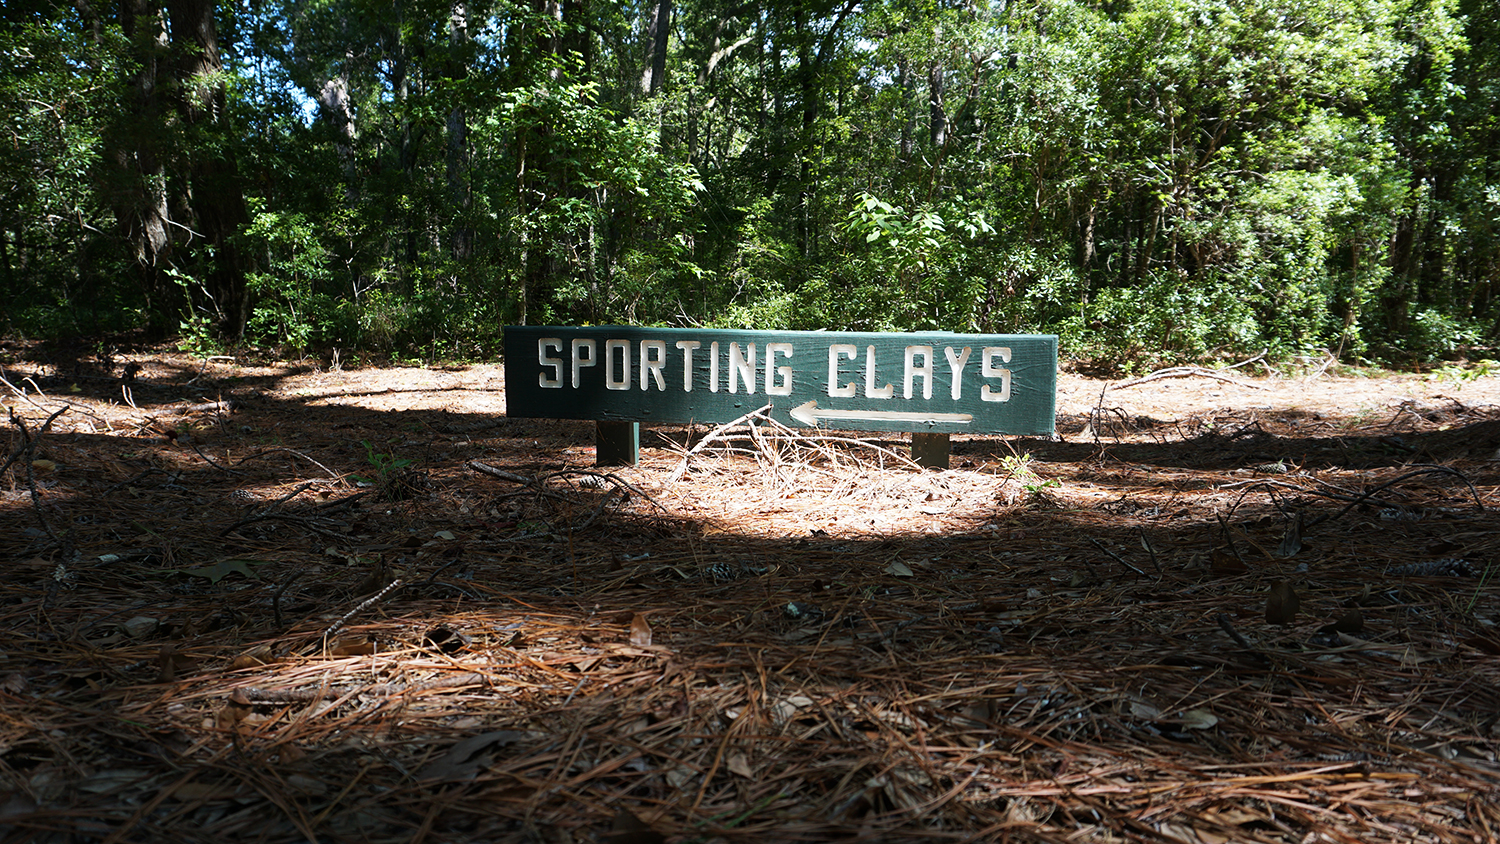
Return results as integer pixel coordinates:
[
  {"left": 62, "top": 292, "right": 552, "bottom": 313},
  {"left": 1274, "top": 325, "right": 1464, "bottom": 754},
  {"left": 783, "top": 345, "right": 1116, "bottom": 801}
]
[
  {"left": 531, "top": 336, "right": 1019, "bottom": 405},
  {"left": 864, "top": 346, "right": 895, "bottom": 399},
  {"left": 709, "top": 341, "right": 721, "bottom": 393},
  {"left": 571, "top": 339, "right": 597, "bottom": 388},
  {"left": 945, "top": 346, "right": 972, "bottom": 399},
  {"left": 606, "top": 340, "right": 630, "bottom": 390},
  {"left": 640, "top": 340, "right": 667, "bottom": 391},
  {"left": 675, "top": 340, "right": 700, "bottom": 391},
  {"left": 539, "top": 338, "right": 564, "bottom": 387},
  {"left": 981, "top": 347, "right": 1011, "bottom": 402},
  {"left": 827, "top": 344, "right": 857, "bottom": 398},
  {"left": 767, "top": 343, "right": 794, "bottom": 396},
  {"left": 903, "top": 345, "right": 934, "bottom": 400},
  {"left": 728, "top": 342, "right": 756, "bottom": 394}
]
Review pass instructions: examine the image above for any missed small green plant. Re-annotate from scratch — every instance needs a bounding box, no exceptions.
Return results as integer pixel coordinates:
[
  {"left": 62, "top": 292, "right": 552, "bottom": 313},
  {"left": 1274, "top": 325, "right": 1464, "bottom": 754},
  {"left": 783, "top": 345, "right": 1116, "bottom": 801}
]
[
  {"left": 178, "top": 311, "right": 220, "bottom": 359},
  {"left": 354, "top": 440, "right": 420, "bottom": 500},
  {"left": 999, "top": 453, "right": 1039, "bottom": 482},
  {"left": 1429, "top": 359, "right": 1497, "bottom": 388},
  {"left": 1464, "top": 561, "right": 1495, "bottom": 615},
  {"left": 999, "top": 453, "right": 1061, "bottom": 504}
]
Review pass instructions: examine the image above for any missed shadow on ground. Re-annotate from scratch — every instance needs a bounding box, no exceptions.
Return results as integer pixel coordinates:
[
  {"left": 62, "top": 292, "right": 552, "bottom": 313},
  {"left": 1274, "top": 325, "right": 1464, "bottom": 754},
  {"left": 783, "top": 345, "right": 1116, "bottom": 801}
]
[{"left": 1, "top": 350, "right": 1497, "bottom": 843}]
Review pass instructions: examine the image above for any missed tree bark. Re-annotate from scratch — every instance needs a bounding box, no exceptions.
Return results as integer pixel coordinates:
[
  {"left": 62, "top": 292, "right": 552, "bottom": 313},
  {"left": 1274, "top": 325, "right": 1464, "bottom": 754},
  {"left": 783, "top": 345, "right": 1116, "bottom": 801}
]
[
  {"left": 641, "top": 0, "right": 671, "bottom": 96},
  {"left": 447, "top": 0, "right": 473, "bottom": 268},
  {"left": 168, "top": 0, "right": 252, "bottom": 337},
  {"left": 109, "top": 0, "right": 175, "bottom": 334}
]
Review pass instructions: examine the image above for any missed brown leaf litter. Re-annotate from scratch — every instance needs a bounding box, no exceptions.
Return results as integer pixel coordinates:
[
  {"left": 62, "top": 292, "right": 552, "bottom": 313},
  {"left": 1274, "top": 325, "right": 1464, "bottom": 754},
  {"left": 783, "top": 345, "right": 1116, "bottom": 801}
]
[{"left": 0, "top": 350, "right": 1497, "bottom": 843}]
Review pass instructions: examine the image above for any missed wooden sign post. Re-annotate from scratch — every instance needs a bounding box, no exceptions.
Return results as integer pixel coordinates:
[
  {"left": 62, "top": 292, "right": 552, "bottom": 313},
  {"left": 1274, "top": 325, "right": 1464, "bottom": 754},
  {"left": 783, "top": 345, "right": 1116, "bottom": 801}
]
[{"left": 503, "top": 327, "right": 1056, "bottom": 467}]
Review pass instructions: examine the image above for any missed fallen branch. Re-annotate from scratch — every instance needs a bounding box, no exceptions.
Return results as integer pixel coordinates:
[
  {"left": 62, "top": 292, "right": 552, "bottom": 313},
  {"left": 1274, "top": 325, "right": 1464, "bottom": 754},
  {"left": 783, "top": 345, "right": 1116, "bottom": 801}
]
[
  {"left": 229, "top": 672, "right": 489, "bottom": 705},
  {"left": 6, "top": 405, "right": 71, "bottom": 550},
  {"left": 1113, "top": 365, "right": 1268, "bottom": 391},
  {"left": 316, "top": 578, "right": 404, "bottom": 650},
  {"left": 238, "top": 447, "right": 341, "bottom": 479},
  {"left": 667, "top": 403, "right": 774, "bottom": 485},
  {"left": 175, "top": 399, "right": 238, "bottom": 415},
  {"left": 466, "top": 462, "right": 666, "bottom": 517},
  {"left": 1305, "top": 465, "right": 1484, "bottom": 529},
  {"left": 465, "top": 461, "right": 534, "bottom": 486}
]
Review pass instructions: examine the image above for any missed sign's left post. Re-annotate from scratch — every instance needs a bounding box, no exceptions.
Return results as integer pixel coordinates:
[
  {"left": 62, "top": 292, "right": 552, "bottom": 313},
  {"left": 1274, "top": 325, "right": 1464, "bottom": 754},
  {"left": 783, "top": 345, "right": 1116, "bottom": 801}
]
[{"left": 596, "top": 421, "right": 640, "bottom": 467}]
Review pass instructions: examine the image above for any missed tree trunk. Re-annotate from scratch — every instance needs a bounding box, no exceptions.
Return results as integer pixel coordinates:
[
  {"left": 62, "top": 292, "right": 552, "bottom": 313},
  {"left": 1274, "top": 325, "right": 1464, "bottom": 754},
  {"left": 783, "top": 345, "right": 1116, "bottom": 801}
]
[
  {"left": 109, "top": 0, "right": 175, "bottom": 334},
  {"left": 641, "top": 0, "right": 671, "bottom": 95},
  {"left": 928, "top": 62, "right": 946, "bottom": 149},
  {"left": 897, "top": 59, "right": 913, "bottom": 166},
  {"left": 317, "top": 76, "right": 358, "bottom": 198},
  {"left": 168, "top": 0, "right": 252, "bottom": 337},
  {"left": 447, "top": 0, "right": 473, "bottom": 269}
]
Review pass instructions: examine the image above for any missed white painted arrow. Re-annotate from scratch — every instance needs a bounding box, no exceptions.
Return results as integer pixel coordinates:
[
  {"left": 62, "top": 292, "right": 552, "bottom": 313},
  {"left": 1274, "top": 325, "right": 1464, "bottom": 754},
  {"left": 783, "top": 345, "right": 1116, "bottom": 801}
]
[{"left": 787, "top": 400, "right": 973, "bottom": 427}]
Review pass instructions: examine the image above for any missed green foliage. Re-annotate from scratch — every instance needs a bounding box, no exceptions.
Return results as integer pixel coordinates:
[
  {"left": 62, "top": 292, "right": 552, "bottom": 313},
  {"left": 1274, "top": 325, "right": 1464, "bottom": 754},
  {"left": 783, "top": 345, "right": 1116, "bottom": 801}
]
[
  {"left": 999, "top": 453, "right": 1061, "bottom": 505},
  {"left": 1, "top": 0, "right": 1497, "bottom": 369},
  {"left": 356, "top": 440, "right": 413, "bottom": 484},
  {"left": 243, "top": 205, "right": 351, "bottom": 352},
  {"left": 1428, "top": 358, "right": 1497, "bottom": 387},
  {"left": 177, "top": 312, "right": 222, "bottom": 360},
  {"left": 1409, "top": 309, "right": 1485, "bottom": 357},
  {"left": 0, "top": 9, "right": 138, "bottom": 336},
  {"left": 354, "top": 439, "right": 420, "bottom": 500},
  {"left": 834, "top": 193, "right": 995, "bottom": 332},
  {"left": 1068, "top": 271, "right": 1262, "bottom": 369}
]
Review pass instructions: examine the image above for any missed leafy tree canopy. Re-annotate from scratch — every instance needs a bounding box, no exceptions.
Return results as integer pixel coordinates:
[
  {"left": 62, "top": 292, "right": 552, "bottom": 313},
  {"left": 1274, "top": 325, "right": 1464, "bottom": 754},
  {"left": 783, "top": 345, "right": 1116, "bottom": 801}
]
[{"left": 1, "top": 0, "right": 1496, "bottom": 368}]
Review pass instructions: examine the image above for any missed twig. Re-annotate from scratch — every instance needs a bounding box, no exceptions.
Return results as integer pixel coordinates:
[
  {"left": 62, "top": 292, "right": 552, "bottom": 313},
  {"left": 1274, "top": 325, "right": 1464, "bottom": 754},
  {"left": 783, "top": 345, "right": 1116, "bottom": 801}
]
[
  {"left": 1086, "top": 536, "right": 1146, "bottom": 577},
  {"left": 1138, "top": 528, "right": 1161, "bottom": 573},
  {"left": 421, "top": 555, "right": 465, "bottom": 586},
  {"left": 238, "top": 447, "right": 341, "bottom": 479},
  {"left": 1216, "top": 613, "right": 1256, "bottom": 651},
  {"left": 468, "top": 462, "right": 667, "bottom": 519},
  {"left": 191, "top": 442, "right": 242, "bottom": 474},
  {"left": 312, "top": 490, "right": 368, "bottom": 512},
  {"left": 230, "top": 672, "right": 487, "bottom": 705},
  {"left": 1304, "top": 465, "right": 1484, "bottom": 529},
  {"left": 0, "top": 373, "right": 49, "bottom": 410},
  {"left": 1215, "top": 511, "right": 1248, "bottom": 569},
  {"left": 549, "top": 469, "right": 666, "bottom": 512},
  {"left": 573, "top": 487, "right": 623, "bottom": 532},
  {"left": 317, "top": 578, "right": 404, "bottom": 648},
  {"left": 8, "top": 406, "right": 71, "bottom": 549},
  {"left": 1220, "top": 476, "right": 1401, "bottom": 515},
  {"left": 667, "top": 403, "right": 774, "bottom": 485},
  {"left": 176, "top": 399, "right": 237, "bottom": 415},
  {"left": 1113, "top": 366, "right": 1268, "bottom": 391},
  {"left": 1089, "top": 382, "right": 1110, "bottom": 444},
  {"left": 466, "top": 461, "right": 536, "bottom": 485},
  {"left": 758, "top": 416, "right": 922, "bottom": 471},
  {"left": 1305, "top": 349, "right": 1340, "bottom": 380},
  {"left": 1221, "top": 348, "right": 1268, "bottom": 371},
  {"left": 273, "top": 570, "right": 304, "bottom": 629},
  {"left": 266, "top": 480, "right": 326, "bottom": 508}
]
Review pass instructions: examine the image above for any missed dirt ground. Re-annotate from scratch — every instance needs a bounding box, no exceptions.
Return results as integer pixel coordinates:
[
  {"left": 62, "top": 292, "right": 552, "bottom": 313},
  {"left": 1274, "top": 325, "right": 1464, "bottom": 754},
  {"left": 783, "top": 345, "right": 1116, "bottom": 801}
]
[{"left": 1, "top": 349, "right": 1498, "bottom": 843}]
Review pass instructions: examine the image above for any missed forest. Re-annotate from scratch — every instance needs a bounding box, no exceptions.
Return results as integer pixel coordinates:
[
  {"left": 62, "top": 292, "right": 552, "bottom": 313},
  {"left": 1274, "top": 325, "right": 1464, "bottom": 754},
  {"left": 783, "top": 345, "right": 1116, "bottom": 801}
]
[{"left": 2, "top": 0, "right": 1497, "bottom": 366}]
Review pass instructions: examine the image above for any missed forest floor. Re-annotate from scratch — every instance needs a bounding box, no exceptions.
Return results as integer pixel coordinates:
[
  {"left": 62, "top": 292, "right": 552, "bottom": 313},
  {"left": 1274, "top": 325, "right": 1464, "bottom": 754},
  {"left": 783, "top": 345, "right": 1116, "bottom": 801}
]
[{"left": 2, "top": 347, "right": 1499, "bottom": 843}]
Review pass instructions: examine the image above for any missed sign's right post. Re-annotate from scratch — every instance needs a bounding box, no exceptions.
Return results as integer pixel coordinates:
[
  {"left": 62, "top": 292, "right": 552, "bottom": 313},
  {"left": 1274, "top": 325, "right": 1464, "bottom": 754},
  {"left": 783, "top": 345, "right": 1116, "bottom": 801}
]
[{"left": 911, "top": 432, "right": 951, "bottom": 469}]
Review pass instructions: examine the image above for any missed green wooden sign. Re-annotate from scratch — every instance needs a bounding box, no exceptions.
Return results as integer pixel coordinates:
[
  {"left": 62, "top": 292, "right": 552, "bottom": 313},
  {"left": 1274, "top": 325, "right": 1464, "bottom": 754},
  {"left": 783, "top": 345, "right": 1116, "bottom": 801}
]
[{"left": 503, "top": 326, "right": 1056, "bottom": 435}]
